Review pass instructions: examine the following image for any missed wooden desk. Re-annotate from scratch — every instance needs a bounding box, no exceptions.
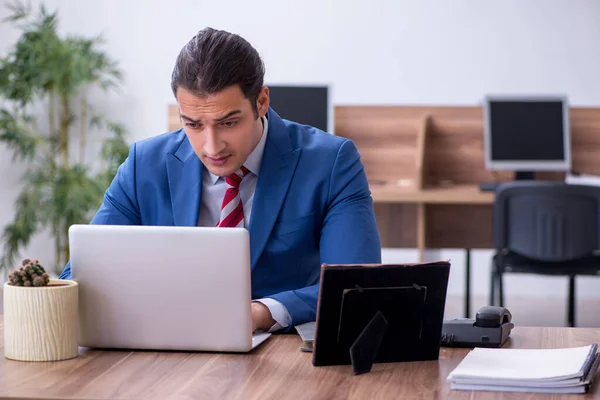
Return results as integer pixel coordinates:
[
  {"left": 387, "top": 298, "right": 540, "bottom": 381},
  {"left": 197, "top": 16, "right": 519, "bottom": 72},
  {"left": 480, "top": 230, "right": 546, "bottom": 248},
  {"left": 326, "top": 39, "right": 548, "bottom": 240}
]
[
  {"left": 369, "top": 183, "right": 494, "bottom": 255},
  {"left": 370, "top": 183, "right": 494, "bottom": 204},
  {"left": 1, "top": 316, "right": 599, "bottom": 399}
]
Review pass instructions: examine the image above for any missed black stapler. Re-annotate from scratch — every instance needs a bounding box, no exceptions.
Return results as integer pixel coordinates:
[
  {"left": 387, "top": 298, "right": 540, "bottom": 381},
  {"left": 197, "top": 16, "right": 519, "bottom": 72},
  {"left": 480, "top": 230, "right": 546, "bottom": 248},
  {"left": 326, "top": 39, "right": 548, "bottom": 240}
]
[{"left": 441, "top": 306, "right": 514, "bottom": 348}]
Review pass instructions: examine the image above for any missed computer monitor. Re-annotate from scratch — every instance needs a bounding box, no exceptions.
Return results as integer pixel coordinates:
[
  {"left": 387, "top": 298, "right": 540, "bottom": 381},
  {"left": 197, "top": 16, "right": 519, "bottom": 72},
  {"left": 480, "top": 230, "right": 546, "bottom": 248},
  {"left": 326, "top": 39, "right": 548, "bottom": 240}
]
[
  {"left": 483, "top": 96, "right": 571, "bottom": 180},
  {"left": 266, "top": 85, "right": 331, "bottom": 133}
]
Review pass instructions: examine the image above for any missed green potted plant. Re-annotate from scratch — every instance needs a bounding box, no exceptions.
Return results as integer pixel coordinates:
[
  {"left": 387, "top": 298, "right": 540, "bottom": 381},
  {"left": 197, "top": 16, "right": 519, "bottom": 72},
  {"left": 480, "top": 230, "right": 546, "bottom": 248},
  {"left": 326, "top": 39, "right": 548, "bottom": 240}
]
[
  {"left": 3, "top": 258, "right": 78, "bottom": 361},
  {"left": 0, "top": 0, "right": 130, "bottom": 277}
]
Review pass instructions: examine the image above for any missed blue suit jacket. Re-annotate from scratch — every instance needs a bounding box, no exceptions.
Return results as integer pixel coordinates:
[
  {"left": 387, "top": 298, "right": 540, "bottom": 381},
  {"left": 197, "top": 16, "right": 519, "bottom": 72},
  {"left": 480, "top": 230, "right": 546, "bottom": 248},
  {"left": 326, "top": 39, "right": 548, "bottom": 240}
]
[{"left": 60, "top": 108, "right": 382, "bottom": 328}]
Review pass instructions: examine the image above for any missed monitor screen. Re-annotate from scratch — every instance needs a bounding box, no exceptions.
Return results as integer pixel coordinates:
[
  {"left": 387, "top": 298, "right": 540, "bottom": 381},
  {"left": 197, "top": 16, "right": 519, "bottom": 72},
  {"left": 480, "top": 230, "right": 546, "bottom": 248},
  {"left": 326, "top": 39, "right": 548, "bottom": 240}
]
[
  {"left": 484, "top": 97, "right": 570, "bottom": 171},
  {"left": 266, "top": 85, "right": 330, "bottom": 132}
]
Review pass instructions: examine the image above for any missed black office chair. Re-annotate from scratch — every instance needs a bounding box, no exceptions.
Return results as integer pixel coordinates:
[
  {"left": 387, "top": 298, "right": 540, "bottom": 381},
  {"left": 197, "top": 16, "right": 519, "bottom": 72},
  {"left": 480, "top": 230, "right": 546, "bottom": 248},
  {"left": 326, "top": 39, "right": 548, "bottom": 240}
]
[{"left": 490, "top": 181, "right": 600, "bottom": 327}]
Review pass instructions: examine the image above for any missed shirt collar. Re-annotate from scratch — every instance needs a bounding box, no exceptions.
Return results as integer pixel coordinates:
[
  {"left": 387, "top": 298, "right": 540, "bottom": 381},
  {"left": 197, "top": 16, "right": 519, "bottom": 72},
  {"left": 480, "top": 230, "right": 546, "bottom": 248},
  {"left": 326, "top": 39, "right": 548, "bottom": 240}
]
[{"left": 208, "top": 115, "right": 268, "bottom": 184}]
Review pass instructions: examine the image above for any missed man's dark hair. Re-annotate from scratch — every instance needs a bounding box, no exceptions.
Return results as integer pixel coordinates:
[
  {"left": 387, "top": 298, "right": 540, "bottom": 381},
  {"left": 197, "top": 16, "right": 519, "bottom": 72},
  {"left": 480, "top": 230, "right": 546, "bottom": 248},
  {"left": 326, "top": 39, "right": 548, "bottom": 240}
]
[{"left": 171, "top": 27, "right": 265, "bottom": 118}]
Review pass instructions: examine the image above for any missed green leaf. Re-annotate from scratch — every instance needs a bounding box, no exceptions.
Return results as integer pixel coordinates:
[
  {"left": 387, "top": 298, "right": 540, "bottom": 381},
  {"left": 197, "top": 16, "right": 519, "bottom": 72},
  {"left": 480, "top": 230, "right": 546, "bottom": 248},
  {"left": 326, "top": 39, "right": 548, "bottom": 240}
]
[
  {"left": 3, "top": 0, "right": 30, "bottom": 23},
  {"left": 0, "top": 108, "right": 38, "bottom": 161}
]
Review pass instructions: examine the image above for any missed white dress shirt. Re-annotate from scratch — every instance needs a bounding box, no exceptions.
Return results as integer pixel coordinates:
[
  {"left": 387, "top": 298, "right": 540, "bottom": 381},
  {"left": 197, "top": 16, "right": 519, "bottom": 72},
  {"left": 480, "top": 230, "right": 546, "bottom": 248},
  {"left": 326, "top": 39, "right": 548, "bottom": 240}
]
[{"left": 197, "top": 116, "right": 292, "bottom": 332}]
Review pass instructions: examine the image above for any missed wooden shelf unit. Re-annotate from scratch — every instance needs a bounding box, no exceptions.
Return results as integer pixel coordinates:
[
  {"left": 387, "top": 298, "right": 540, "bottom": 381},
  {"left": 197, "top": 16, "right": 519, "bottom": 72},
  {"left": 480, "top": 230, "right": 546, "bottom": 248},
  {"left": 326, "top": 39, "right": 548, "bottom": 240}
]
[{"left": 334, "top": 105, "right": 600, "bottom": 261}]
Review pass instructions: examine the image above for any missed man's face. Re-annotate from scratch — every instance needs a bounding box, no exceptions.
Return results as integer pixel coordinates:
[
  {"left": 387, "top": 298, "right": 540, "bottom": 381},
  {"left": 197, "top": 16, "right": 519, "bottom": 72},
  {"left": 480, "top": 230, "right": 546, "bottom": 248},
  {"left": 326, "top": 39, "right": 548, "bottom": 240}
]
[{"left": 176, "top": 85, "right": 269, "bottom": 177}]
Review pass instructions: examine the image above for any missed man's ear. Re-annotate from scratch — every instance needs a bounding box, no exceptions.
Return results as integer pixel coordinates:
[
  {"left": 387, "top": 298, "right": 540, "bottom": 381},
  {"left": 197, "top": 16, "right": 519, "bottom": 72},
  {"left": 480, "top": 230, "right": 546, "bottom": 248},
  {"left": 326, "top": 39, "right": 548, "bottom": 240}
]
[{"left": 257, "top": 86, "right": 270, "bottom": 117}]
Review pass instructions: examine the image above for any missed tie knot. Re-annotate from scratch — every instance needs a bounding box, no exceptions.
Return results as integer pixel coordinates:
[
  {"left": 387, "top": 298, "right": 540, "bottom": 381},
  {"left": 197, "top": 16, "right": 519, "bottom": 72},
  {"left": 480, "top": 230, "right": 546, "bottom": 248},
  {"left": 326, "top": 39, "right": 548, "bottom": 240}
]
[{"left": 225, "top": 165, "right": 249, "bottom": 188}]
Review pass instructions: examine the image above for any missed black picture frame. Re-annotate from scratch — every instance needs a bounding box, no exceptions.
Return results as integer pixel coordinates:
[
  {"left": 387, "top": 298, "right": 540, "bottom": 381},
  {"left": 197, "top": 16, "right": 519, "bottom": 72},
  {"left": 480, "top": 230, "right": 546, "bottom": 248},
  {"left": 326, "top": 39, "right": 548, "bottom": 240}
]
[{"left": 312, "top": 261, "right": 451, "bottom": 374}]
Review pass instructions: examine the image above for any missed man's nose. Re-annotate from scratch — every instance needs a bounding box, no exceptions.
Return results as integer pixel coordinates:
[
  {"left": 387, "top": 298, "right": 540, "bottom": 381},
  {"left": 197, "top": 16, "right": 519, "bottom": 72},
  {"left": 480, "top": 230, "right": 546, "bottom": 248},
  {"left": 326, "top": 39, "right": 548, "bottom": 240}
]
[{"left": 203, "top": 129, "right": 225, "bottom": 156}]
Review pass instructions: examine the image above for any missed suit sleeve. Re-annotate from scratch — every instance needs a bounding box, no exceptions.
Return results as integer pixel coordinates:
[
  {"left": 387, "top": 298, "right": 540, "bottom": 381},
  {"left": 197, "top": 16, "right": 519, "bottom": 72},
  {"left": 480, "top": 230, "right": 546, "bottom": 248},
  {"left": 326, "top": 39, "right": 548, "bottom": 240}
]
[
  {"left": 266, "top": 139, "right": 382, "bottom": 328},
  {"left": 59, "top": 143, "right": 141, "bottom": 279}
]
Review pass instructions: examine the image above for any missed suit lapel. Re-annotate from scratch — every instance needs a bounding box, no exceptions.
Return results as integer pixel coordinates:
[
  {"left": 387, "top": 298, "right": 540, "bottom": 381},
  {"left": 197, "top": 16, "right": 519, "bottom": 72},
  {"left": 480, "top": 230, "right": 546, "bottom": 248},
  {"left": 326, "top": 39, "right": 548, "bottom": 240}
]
[
  {"left": 249, "top": 109, "right": 301, "bottom": 269},
  {"left": 166, "top": 134, "right": 203, "bottom": 226}
]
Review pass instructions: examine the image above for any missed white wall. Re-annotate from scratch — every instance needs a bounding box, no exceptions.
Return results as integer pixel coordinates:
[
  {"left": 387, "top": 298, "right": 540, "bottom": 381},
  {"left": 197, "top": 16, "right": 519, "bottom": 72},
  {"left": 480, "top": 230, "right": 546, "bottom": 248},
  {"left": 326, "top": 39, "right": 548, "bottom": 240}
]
[{"left": 2, "top": 0, "right": 600, "bottom": 304}]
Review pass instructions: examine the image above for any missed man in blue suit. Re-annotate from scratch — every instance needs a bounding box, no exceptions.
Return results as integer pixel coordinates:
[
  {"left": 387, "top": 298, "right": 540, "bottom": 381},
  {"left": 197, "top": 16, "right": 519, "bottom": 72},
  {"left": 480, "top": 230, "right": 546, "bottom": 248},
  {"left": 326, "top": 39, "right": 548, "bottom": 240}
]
[{"left": 60, "top": 27, "right": 381, "bottom": 332}]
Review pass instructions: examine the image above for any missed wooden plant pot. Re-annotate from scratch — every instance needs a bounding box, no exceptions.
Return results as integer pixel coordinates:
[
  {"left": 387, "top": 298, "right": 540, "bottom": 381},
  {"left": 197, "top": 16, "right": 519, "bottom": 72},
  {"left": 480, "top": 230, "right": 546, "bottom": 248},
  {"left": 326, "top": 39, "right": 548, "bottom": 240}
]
[{"left": 3, "top": 279, "right": 79, "bottom": 361}]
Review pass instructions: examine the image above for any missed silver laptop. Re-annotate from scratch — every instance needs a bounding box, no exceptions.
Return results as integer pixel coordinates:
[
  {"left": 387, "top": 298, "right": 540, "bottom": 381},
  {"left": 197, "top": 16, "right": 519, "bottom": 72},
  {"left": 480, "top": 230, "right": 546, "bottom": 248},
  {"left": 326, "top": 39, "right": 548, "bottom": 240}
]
[{"left": 68, "top": 224, "right": 271, "bottom": 352}]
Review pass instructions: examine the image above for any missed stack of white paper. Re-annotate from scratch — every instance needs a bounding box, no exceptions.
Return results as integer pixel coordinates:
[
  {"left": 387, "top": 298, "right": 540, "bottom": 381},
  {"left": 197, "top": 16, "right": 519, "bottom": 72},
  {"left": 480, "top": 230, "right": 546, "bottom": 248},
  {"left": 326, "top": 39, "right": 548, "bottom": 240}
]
[{"left": 447, "top": 344, "right": 600, "bottom": 394}]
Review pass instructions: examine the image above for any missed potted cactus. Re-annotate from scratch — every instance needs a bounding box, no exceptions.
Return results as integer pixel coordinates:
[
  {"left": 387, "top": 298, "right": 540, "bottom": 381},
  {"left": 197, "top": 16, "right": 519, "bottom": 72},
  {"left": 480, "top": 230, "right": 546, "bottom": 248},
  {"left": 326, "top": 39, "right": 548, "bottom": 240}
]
[{"left": 3, "top": 259, "right": 79, "bottom": 361}]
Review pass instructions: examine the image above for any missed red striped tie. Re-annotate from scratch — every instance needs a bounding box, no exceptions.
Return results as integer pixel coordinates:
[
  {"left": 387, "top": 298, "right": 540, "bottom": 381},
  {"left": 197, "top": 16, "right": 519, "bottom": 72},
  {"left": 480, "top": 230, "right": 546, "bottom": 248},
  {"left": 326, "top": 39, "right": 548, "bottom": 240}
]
[{"left": 216, "top": 166, "right": 250, "bottom": 228}]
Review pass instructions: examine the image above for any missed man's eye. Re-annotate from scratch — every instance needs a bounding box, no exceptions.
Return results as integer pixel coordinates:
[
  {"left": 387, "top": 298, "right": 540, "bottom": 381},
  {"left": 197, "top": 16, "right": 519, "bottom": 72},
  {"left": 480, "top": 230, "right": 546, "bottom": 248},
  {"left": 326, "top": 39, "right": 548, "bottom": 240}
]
[
  {"left": 221, "top": 120, "right": 238, "bottom": 128},
  {"left": 186, "top": 123, "right": 199, "bottom": 129}
]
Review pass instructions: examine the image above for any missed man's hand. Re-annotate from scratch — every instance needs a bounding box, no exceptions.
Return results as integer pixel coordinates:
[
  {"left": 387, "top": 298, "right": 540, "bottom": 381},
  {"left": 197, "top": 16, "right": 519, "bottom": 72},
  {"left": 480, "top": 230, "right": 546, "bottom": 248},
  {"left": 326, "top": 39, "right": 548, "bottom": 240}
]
[{"left": 251, "top": 302, "right": 275, "bottom": 332}]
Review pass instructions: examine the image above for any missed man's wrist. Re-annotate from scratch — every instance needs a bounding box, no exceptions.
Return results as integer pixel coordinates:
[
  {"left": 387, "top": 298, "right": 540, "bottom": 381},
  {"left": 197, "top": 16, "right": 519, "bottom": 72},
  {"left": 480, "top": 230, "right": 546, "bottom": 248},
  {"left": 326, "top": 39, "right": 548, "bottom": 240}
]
[
  {"left": 251, "top": 302, "right": 275, "bottom": 331},
  {"left": 254, "top": 298, "right": 292, "bottom": 332}
]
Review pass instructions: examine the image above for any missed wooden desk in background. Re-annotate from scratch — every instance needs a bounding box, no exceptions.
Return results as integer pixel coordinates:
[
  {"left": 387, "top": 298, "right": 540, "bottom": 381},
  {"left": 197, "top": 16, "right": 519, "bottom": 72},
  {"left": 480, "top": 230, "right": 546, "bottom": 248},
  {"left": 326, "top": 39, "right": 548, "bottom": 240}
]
[{"left": 1, "top": 316, "right": 599, "bottom": 399}]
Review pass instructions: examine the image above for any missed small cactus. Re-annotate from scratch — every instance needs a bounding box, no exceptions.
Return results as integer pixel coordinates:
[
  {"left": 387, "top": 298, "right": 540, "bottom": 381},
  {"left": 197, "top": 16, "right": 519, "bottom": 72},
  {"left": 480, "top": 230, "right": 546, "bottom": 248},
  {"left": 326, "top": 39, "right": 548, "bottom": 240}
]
[{"left": 7, "top": 259, "right": 50, "bottom": 287}]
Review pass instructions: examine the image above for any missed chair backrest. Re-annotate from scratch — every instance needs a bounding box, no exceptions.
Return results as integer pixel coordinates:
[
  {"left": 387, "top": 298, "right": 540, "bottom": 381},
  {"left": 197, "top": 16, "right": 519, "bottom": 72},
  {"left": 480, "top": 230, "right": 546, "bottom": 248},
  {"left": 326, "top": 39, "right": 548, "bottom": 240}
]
[{"left": 494, "top": 181, "right": 600, "bottom": 262}]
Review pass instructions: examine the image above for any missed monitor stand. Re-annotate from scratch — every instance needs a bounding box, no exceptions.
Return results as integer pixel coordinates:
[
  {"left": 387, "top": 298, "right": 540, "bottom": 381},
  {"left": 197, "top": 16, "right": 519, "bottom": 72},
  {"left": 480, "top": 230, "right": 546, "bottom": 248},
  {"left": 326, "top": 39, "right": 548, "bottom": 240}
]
[
  {"left": 515, "top": 171, "right": 535, "bottom": 181},
  {"left": 479, "top": 171, "right": 536, "bottom": 192}
]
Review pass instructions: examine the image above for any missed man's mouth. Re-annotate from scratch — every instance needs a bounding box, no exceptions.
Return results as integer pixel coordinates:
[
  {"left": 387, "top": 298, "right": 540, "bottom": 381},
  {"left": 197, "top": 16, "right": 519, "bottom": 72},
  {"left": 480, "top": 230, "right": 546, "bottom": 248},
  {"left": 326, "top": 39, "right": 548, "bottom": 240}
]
[{"left": 206, "top": 155, "right": 231, "bottom": 166}]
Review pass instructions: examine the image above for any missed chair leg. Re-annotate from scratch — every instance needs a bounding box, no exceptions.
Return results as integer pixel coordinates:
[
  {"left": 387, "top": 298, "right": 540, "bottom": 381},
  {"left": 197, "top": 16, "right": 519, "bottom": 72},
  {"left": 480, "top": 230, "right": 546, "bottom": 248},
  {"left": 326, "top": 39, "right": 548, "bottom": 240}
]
[
  {"left": 568, "top": 276, "right": 576, "bottom": 327},
  {"left": 498, "top": 268, "right": 504, "bottom": 307},
  {"left": 490, "top": 259, "right": 496, "bottom": 306}
]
